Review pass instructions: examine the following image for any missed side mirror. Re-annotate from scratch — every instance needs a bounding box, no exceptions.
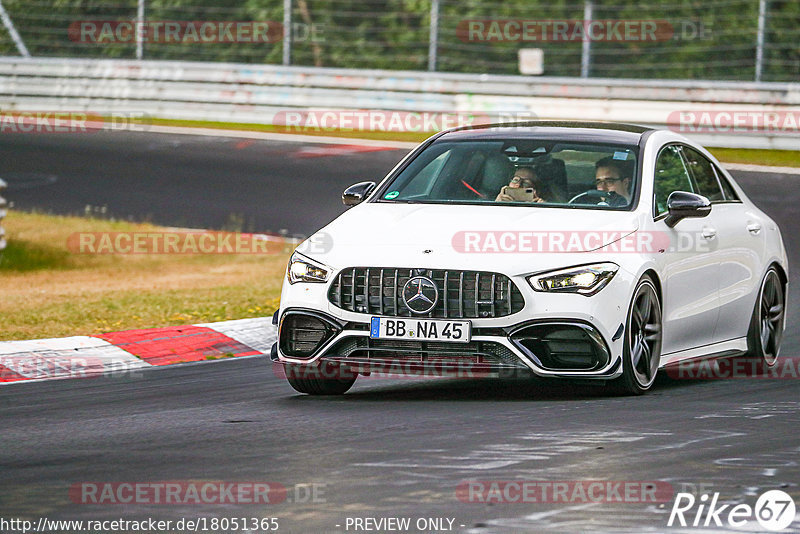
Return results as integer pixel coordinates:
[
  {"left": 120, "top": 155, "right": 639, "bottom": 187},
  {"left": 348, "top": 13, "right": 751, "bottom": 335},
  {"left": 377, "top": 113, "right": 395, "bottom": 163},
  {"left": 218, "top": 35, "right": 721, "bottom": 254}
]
[
  {"left": 665, "top": 191, "right": 711, "bottom": 228},
  {"left": 342, "top": 181, "right": 376, "bottom": 206}
]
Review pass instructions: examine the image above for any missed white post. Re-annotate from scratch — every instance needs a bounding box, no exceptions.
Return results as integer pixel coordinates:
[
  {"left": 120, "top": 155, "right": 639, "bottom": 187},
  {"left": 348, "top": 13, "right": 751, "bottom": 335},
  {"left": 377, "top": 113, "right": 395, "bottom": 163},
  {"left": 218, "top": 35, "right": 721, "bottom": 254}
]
[
  {"left": 136, "top": 0, "right": 145, "bottom": 60},
  {"left": 580, "top": 0, "right": 593, "bottom": 78},
  {"left": 0, "top": 0, "right": 30, "bottom": 58},
  {"left": 283, "top": 0, "right": 292, "bottom": 65},
  {"left": 755, "top": 0, "right": 767, "bottom": 82},
  {"left": 428, "top": 0, "right": 439, "bottom": 71}
]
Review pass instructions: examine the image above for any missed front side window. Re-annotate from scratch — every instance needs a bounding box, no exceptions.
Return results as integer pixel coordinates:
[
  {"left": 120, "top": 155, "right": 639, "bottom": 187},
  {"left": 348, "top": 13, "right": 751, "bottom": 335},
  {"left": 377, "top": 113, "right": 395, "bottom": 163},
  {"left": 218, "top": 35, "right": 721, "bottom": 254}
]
[
  {"left": 378, "top": 139, "right": 639, "bottom": 210},
  {"left": 654, "top": 145, "right": 694, "bottom": 216}
]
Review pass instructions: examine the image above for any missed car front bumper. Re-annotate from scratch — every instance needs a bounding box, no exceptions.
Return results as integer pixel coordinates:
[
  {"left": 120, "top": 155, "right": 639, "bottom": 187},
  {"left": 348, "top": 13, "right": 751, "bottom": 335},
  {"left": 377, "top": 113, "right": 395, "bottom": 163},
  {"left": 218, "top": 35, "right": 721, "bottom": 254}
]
[{"left": 273, "top": 265, "right": 637, "bottom": 381}]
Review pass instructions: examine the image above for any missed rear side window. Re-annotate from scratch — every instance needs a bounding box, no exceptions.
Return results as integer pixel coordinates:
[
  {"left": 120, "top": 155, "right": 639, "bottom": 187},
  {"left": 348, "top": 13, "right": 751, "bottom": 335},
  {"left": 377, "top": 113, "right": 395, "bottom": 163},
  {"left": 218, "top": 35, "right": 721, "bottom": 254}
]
[
  {"left": 682, "top": 147, "right": 724, "bottom": 201},
  {"left": 714, "top": 166, "right": 741, "bottom": 201},
  {"left": 654, "top": 145, "right": 693, "bottom": 216}
]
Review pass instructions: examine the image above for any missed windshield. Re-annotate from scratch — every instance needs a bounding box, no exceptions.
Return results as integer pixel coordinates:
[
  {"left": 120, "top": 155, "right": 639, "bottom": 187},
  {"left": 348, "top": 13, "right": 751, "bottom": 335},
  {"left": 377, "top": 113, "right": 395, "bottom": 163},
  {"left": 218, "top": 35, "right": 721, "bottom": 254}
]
[{"left": 378, "top": 139, "right": 639, "bottom": 209}]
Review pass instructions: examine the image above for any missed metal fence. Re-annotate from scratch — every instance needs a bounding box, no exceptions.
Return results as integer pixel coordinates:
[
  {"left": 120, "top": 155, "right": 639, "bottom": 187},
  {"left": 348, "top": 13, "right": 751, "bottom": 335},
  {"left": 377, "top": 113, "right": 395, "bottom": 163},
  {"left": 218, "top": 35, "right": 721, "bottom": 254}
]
[
  {"left": 1, "top": 57, "right": 797, "bottom": 150},
  {"left": 0, "top": 0, "right": 797, "bottom": 82}
]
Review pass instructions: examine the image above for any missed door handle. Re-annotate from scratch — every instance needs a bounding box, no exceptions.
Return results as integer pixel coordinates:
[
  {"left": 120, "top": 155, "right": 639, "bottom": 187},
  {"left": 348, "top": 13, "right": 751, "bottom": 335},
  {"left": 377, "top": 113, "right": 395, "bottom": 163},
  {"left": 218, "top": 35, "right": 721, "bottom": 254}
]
[
  {"left": 702, "top": 227, "right": 717, "bottom": 239},
  {"left": 747, "top": 223, "right": 762, "bottom": 235}
]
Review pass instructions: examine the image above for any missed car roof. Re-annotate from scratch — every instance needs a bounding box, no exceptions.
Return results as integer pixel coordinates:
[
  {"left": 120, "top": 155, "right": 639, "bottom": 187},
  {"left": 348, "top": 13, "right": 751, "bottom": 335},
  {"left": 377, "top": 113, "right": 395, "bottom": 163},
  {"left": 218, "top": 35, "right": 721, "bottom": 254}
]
[{"left": 436, "top": 121, "right": 653, "bottom": 145}]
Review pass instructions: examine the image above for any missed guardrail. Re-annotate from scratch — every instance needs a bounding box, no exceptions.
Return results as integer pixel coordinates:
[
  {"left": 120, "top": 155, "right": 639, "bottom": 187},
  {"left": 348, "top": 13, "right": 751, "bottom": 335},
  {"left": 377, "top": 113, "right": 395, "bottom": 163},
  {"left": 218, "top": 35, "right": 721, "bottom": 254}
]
[
  {"left": 0, "top": 178, "right": 7, "bottom": 253},
  {"left": 0, "top": 58, "right": 798, "bottom": 149}
]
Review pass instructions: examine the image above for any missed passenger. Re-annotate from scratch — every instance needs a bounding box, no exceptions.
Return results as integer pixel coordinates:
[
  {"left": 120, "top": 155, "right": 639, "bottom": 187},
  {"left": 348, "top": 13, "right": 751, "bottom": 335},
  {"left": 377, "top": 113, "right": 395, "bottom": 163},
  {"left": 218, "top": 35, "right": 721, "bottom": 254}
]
[{"left": 496, "top": 167, "right": 562, "bottom": 203}]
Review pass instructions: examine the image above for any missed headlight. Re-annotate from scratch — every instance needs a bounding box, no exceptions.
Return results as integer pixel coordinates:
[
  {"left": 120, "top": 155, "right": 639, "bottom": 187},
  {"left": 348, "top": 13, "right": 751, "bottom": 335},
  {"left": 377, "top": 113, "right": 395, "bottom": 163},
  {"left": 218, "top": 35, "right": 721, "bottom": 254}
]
[
  {"left": 528, "top": 263, "right": 619, "bottom": 296},
  {"left": 287, "top": 252, "right": 330, "bottom": 284}
]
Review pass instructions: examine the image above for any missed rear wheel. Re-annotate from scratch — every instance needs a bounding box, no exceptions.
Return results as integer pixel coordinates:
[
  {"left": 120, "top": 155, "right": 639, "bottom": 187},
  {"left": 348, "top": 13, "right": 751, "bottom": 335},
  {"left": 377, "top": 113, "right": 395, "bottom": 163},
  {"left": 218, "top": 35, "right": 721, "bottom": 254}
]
[
  {"left": 740, "top": 267, "right": 785, "bottom": 374},
  {"left": 615, "top": 276, "right": 662, "bottom": 395},
  {"left": 285, "top": 361, "right": 357, "bottom": 395}
]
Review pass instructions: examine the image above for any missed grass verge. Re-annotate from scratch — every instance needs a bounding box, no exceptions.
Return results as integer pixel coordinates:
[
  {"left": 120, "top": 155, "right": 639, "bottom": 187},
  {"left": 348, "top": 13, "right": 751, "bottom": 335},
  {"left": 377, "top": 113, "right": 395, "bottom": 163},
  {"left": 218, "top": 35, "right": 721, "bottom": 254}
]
[
  {"left": 706, "top": 147, "right": 800, "bottom": 168},
  {"left": 0, "top": 211, "right": 288, "bottom": 341},
  {"left": 146, "top": 117, "right": 431, "bottom": 143}
]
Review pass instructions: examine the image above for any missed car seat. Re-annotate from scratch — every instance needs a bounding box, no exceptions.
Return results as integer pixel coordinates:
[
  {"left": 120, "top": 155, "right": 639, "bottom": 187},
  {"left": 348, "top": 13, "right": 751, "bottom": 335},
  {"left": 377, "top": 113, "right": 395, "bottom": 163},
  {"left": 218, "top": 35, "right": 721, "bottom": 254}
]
[
  {"left": 534, "top": 157, "right": 568, "bottom": 200},
  {"left": 477, "top": 153, "right": 514, "bottom": 198}
]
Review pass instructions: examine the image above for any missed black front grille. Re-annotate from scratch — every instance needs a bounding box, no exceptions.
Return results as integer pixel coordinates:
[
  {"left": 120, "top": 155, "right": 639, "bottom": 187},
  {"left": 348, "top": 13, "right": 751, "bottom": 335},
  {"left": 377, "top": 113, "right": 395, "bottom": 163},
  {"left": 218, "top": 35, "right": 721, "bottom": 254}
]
[
  {"left": 325, "top": 337, "right": 526, "bottom": 368},
  {"left": 328, "top": 268, "right": 525, "bottom": 318}
]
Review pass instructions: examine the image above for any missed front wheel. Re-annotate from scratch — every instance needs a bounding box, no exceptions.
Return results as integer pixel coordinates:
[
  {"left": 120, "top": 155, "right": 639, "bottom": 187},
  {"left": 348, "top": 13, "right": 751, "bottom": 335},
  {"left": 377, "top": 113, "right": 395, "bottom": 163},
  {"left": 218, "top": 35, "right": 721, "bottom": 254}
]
[
  {"left": 285, "top": 361, "right": 357, "bottom": 395},
  {"left": 614, "top": 275, "right": 663, "bottom": 395}
]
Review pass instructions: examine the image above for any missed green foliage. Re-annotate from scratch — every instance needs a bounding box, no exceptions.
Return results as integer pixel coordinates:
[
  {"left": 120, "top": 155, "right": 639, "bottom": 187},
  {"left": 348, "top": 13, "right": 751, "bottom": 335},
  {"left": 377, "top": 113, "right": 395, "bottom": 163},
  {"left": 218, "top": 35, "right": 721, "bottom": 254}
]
[{"left": 0, "top": 0, "right": 796, "bottom": 81}]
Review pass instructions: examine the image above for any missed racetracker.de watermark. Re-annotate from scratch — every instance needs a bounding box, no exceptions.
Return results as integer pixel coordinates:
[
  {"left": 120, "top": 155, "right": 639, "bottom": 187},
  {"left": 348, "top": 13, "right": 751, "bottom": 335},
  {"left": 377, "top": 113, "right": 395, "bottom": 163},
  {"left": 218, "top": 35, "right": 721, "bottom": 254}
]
[
  {"left": 0, "top": 356, "right": 141, "bottom": 381},
  {"left": 668, "top": 110, "right": 800, "bottom": 134},
  {"left": 0, "top": 112, "right": 150, "bottom": 134},
  {"left": 450, "top": 230, "right": 714, "bottom": 254},
  {"left": 271, "top": 110, "right": 538, "bottom": 133},
  {"left": 69, "top": 21, "right": 285, "bottom": 43},
  {"left": 666, "top": 356, "right": 800, "bottom": 380},
  {"left": 273, "top": 360, "right": 531, "bottom": 381},
  {"left": 69, "top": 481, "right": 326, "bottom": 505},
  {"left": 456, "top": 480, "right": 674, "bottom": 503},
  {"left": 67, "top": 231, "right": 295, "bottom": 255},
  {"left": 457, "top": 19, "right": 679, "bottom": 42}
]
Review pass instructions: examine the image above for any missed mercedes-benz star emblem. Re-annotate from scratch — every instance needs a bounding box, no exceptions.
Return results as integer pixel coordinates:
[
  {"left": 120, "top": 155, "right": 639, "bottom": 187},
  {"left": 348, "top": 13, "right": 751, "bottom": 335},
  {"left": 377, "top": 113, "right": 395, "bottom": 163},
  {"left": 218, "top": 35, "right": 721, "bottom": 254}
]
[{"left": 402, "top": 276, "right": 439, "bottom": 314}]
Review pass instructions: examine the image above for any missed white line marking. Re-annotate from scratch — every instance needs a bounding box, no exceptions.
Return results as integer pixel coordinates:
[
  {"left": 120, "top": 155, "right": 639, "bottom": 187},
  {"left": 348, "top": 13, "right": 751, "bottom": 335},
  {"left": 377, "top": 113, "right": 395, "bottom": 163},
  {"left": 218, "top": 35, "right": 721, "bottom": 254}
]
[
  {"left": 722, "top": 162, "right": 800, "bottom": 175},
  {"left": 127, "top": 124, "right": 419, "bottom": 149}
]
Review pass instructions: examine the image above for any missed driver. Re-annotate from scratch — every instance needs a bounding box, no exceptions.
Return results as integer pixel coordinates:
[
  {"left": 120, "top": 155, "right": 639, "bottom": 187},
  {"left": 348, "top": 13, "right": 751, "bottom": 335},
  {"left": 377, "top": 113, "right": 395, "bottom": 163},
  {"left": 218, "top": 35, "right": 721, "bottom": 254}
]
[{"left": 594, "top": 156, "right": 632, "bottom": 206}]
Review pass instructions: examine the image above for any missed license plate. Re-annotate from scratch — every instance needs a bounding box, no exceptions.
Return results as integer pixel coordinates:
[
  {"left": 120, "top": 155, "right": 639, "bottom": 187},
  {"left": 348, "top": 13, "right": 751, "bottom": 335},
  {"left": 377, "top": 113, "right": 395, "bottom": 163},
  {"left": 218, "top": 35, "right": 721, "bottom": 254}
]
[{"left": 369, "top": 317, "right": 471, "bottom": 343}]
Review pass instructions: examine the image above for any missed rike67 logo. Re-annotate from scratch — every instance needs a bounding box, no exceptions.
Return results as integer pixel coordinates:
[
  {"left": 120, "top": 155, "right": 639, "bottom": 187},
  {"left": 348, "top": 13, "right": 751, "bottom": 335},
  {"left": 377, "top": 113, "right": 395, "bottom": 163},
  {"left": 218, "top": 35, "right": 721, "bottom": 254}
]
[{"left": 668, "top": 489, "right": 796, "bottom": 531}]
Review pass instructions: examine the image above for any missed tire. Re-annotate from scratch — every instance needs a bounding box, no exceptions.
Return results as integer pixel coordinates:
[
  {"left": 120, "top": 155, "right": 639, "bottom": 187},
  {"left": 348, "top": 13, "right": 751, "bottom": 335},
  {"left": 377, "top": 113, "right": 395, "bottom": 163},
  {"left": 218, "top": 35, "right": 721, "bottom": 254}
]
[
  {"left": 614, "top": 275, "right": 663, "bottom": 395},
  {"left": 284, "top": 361, "right": 357, "bottom": 395},
  {"left": 738, "top": 267, "right": 785, "bottom": 375}
]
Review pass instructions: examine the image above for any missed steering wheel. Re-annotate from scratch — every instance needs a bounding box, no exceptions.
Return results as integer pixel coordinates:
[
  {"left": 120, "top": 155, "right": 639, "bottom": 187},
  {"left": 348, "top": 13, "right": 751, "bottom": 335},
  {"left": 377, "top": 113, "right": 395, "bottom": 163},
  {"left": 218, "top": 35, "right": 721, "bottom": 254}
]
[
  {"left": 569, "top": 190, "right": 628, "bottom": 207},
  {"left": 568, "top": 190, "right": 606, "bottom": 205}
]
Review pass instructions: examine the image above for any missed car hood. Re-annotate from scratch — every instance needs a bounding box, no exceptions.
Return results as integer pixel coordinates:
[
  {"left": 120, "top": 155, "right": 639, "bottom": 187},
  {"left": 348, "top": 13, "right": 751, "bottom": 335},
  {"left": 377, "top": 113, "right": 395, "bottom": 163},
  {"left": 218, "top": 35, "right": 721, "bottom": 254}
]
[{"left": 300, "top": 203, "right": 640, "bottom": 275}]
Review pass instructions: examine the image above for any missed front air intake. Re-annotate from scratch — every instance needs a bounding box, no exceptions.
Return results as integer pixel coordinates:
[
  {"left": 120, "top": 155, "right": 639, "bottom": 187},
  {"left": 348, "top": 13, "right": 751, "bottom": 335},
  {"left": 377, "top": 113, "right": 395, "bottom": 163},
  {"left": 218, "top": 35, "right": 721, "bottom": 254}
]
[
  {"left": 510, "top": 322, "right": 611, "bottom": 371},
  {"left": 279, "top": 312, "right": 338, "bottom": 359}
]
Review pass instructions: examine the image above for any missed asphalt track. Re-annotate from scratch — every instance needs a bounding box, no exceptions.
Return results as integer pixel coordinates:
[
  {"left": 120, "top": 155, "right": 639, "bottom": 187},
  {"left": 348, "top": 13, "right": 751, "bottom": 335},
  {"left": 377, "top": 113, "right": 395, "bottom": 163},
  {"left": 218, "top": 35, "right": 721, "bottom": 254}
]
[
  {"left": 0, "top": 131, "right": 407, "bottom": 236},
  {"left": 1, "top": 130, "right": 799, "bottom": 534}
]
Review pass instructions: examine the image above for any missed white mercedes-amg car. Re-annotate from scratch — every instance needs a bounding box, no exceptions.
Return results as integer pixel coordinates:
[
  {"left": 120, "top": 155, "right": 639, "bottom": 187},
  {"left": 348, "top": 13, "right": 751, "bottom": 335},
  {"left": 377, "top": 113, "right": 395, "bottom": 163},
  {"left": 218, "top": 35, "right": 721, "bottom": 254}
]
[{"left": 271, "top": 122, "right": 788, "bottom": 395}]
